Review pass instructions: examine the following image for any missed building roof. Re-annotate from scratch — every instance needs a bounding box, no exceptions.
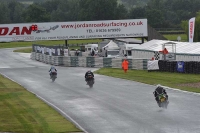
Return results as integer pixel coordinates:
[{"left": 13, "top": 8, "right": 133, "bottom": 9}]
[
  {"left": 103, "top": 40, "right": 120, "bottom": 50},
  {"left": 132, "top": 39, "right": 200, "bottom": 54},
  {"left": 115, "top": 38, "right": 144, "bottom": 44}
]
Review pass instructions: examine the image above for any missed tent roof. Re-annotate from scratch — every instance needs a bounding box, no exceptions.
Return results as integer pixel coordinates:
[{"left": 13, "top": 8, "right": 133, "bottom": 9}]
[
  {"left": 103, "top": 40, "right": 120, "bottom": 50},
  {"left": 115, "top": 38, "right": 144, "bottom": 44},
  {"left": 132, "top": 39, "right": 200, "bottom": 54}
]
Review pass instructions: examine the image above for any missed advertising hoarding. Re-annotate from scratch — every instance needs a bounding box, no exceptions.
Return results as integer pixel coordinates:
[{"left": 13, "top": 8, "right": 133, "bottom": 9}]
[{"left": 0, "top": 19, "right": 148, "bottom": 42}]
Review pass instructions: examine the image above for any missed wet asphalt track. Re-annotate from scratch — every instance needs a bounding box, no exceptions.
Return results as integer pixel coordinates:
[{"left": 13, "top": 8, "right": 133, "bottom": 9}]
[{"left": 0, "top": 48, "right": 200, "bottom": 133}]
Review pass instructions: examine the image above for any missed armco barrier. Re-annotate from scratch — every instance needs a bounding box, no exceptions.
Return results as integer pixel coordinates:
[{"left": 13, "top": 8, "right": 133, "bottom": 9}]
[
  {"left": 103, "top": 58, "right": 112, "bottom": 68},
  {"left": 79, "top": 57, "right": 87, "bottom": 67},
  {"left": 30, "top": 52, "right": 148, "bottom": 70},
  {"left": 157, "top": 60, "right": 200, "bottom": 74},
  {"left": 94, "top": 57, "right": 103, "bottom": 68},
  {"left": 86, "top": 57, "right": 95, "bottom": 67},
  {"left": 70, "top": 57, "right": 79, "bottom": 67}
]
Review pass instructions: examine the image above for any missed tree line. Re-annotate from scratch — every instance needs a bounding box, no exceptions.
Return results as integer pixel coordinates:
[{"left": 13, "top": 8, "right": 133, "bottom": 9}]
[{"left": 0, "top": 0, "right": 200, "bottom": 29}]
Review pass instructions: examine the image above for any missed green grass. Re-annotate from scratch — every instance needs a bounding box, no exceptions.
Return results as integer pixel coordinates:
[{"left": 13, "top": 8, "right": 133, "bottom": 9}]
[
  {"left": 0, "top": 74, "right": 81, "bottom": 133},
  {"left": 94, "top": 68, "right": 200, "bottom": 93},
  {"left": 163, "top": 34, "right": 187, "bottom": 41},
  {"left": 0, "top": 39, "right": 101, "bottom": 49},
  {"left": 14, "top": 48, "right": 32, "bottom": 53}
]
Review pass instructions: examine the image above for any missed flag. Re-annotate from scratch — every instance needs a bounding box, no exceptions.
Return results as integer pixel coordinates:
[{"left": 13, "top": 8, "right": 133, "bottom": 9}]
[
  {"left": 189, "top": 17, "right": 195, "bottom": 42},
  {"left": 163, "top": 48, "right": 168, "bottom": 54},
  {"left": 159, "top": 48, "right": 168, "bottom": 55}
]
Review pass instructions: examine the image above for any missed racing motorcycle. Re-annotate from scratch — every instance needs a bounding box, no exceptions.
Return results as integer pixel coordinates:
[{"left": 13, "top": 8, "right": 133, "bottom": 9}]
[
  {"left": 87, "top": 76, "right": 94, "bottom": 88},
  {"left": 158, "top": 93, "right": 168, "bottom": 109},
  {"left": 50, "top": 72, "right": 57, "bottom": 82}
]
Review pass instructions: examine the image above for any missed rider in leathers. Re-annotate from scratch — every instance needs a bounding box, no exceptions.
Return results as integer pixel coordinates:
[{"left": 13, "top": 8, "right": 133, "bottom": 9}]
[
  {"left": 49, "top": 66, "right": 57, "bottom": 79},
  {"left": 85, "top": 70, "right": 94, "bottom": 84},
  {"left": 153, "top": 84, "right": 169, "bottom": 107}
]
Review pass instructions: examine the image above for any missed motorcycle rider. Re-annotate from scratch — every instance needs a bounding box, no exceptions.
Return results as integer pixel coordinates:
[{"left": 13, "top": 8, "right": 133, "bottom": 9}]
[
  {"left": 153, "top": 84, "right": 169, "bottom": 107},
  {"left": 49, "top": 66, "right": 57, "bottom": 79},
  {"left": 85, "top": 70, "right": 94, "bottom": 85}
]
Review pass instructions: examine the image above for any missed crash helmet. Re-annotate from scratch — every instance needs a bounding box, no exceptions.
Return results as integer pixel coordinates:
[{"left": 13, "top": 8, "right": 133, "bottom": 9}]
[{"left": 156, "top": 84, "right": 161, "bottom": 87}]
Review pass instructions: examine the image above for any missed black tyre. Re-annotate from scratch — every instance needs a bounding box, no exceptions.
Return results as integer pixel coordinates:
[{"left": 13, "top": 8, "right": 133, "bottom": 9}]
[
  {"left": 89, "top": 84, "right": 93, "bottom": 88},
  {"left": 51, "top": 75, "right": 56, "bottom": 82},
  {"left": 165, "top": 101, "right": 169, "bottom": 109},
  {"left": 160, "top": 102, "right": 164, "bottom": 108}
]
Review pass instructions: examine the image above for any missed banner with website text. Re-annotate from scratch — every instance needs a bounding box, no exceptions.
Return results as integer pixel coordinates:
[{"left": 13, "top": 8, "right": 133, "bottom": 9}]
[{"left": 0, "top": 19, "right": 148, "bottom": 42}]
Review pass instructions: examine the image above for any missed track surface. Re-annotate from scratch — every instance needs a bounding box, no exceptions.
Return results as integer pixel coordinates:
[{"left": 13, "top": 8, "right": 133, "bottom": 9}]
[{"left": 0, "top": 48, "right": 200, "bottom": 133}]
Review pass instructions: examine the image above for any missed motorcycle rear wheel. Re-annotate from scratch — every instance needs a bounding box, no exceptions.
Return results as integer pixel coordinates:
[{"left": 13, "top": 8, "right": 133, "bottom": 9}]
[{"left": 89, "top": 84, "right": 93, "bottom": 88}]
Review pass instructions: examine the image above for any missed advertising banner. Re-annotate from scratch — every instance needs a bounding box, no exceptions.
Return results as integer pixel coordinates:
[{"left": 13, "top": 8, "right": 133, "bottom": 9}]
[
  {"left": 0, "top": 19, "right": 148, "bottom": 42},
  {"left": 189, "top": 17, "right": 195, "bottom": 42},
  {"left": 64, "top": 49, "right": 69, "bottom": 56},
  {"left": 147, "top": 60, "right": 159, "bottom": 70},
  {"left": 177, "top": 61, "right": 184, "bottom": 72},
  {"left": 57, "top": 48, "right": 60, "bottom": 56}
]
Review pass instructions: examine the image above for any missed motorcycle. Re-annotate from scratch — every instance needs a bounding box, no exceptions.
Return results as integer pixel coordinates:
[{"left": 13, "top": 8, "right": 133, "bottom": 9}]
[
  {"left": 87, "top": 76, "right": 94, "bottom": 88},
  {"left": 50, "top": 72, "right": 57, "bottom": 82},
  {"left": 158, "top": 93, "right": 168, "bottom": 109}
]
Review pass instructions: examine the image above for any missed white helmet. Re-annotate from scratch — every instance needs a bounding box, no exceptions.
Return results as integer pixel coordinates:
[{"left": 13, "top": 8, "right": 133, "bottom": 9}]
[{"left": 156, "top": 84, "right": 161, "bottom": 87}]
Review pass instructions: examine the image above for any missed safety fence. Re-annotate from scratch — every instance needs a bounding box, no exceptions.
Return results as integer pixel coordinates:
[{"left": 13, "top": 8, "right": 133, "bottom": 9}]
[
  {"left": 148, "top": 60, "right": 200, "bottom": 74},
  {"left": 30, "top": 52, "right": 148, "bottom": 70},
  {"left": 158, "top": 60, "right": 200, "bottom": 74}
]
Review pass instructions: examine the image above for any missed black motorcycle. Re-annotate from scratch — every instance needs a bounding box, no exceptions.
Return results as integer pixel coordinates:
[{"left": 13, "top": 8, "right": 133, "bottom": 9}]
[
  {"left": 50, "top": 72, "right": 57, "bottom": 82},
  {"left": 158, "top": 93, "right": 168, "bottom": 109},
  {"left": 87, "top": 76, "right": 94, "bottom": 88}
]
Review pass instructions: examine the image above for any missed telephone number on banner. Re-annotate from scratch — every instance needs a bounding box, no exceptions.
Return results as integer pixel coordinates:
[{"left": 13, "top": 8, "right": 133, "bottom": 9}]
[{"left": 96, "top": 28, "right": 121, "bottom": 33}]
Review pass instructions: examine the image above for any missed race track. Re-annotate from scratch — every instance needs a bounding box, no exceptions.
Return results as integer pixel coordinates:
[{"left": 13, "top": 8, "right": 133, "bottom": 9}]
[{"left": 0, "top": 48, "right": 200, "bottom": 133}]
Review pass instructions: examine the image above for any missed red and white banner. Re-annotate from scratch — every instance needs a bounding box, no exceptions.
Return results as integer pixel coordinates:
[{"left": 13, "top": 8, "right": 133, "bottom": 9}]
[
  {"left": 189, "top": 17, "right": 195, "bottom": 42},
  {"left": 0, "top": 19, "right": 148, "bottom": 42}
]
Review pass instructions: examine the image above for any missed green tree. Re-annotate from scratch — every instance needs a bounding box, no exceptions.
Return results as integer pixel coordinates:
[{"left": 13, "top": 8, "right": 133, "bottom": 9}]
[
  {"left": 129, "top": 7, "right": 146, "bottom": 19},
  {"left": 115, "top": 4, "right": 128, "bottom": 19},
  {"left": 194, "top": 12, "right": 200, "bottom": 42},
  {"left": 23, "top": 3, "right": 50, "bottom": 22},
  {"left": 0, "top": 3, "right": 11, "bottom": 24},
  {"left": 41, "top": 0, "right": 60, "bottom": 13},
  {"left": 181, "top": 20, "right": 188, "bottom": 41},
  {"left": 13, "top": 4, "right": 24, "bottom": 23},
  {"left": 78, "top": 0, "right": 118, "bottom": 21},
  {"left": 8, "top": 1, "right": 24, "bottom": 23},
  {"left": 145, "top": 9, "right": 164, "bottom": 28},
  {"left": 51, "top": 8, "right": 65, "bottom": 21}
]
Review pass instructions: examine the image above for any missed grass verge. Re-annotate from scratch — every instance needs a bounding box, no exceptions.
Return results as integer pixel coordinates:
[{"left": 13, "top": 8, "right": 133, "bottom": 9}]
[
  {"left": 94, "top": 68, "right": 200, "bottom": 93},
  {"left": 163, "top": 34, "right": 187, "bottom": 41},
  {"left": 0, "top": 39, "right": 101, "bottom": 49},
  {"left": 0, "top": 74, "right": 81, "bottom": 133},
  {"left": 13, "top": 48, "right": 32, "bottom": 53}
]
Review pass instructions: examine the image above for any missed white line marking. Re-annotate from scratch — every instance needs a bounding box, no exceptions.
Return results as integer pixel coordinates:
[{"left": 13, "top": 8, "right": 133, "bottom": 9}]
[{"left": 160, "top": 85, "right": 200, "bottom": 96}]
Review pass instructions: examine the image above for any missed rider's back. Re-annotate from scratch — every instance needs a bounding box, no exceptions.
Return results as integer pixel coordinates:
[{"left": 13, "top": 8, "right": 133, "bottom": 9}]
[{"left": 155, "top": 87, "right": 164, "bottom": 94}]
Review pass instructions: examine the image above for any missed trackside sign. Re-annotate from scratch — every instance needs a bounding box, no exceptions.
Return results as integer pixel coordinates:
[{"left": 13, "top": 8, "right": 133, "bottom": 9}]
[{"left": 0, "top": 19, "right": 148, "bottom": 41}]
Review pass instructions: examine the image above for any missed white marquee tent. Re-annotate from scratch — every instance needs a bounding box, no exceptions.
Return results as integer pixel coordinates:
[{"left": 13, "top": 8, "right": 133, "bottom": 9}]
[
  {"left": 102, "top": 40, "right": 120, "bottom": 50},
  {"left": 132, "top": 39, "right": 200, "bottom": 54},
  {"left": 130, "top": 39, "right": 200, "bottom": 61}
]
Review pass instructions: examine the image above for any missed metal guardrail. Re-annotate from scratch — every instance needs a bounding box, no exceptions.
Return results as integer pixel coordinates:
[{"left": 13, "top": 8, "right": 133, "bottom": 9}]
[{"left": 30, "top": 52, "right": 148, "bottom": 70}]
